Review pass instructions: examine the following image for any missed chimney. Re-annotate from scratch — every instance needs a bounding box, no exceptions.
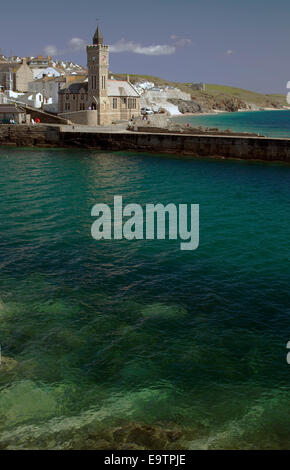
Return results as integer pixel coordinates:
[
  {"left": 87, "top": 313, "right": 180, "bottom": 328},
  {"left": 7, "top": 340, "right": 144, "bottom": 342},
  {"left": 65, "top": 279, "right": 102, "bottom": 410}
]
[{"left": 127, "top": 75, "right": 130, "bottom": 82}]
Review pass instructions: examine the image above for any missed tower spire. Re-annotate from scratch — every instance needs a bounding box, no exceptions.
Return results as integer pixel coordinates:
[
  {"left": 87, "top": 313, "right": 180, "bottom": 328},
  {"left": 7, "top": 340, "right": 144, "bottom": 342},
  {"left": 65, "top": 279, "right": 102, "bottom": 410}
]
[{"left": 93, "top": 25, "right": 103, "bottom": 45}]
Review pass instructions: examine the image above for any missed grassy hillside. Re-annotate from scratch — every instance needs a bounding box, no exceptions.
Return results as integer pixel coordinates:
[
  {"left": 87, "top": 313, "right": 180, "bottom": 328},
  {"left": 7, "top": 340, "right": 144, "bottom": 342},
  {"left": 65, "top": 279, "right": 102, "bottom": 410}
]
[
  {"left": 205, "top": 84, "right": 286, "bottom": 108},
  {"left": 113, "top": 73, "right": 287, "bottom": 109}
]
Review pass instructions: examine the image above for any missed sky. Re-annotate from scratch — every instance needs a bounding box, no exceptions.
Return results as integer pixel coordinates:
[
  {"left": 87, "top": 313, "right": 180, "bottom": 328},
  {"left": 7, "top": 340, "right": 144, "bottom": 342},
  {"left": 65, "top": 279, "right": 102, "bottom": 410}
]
[{"left": 1, "top": 0, "right": 290, "bottom": 94}]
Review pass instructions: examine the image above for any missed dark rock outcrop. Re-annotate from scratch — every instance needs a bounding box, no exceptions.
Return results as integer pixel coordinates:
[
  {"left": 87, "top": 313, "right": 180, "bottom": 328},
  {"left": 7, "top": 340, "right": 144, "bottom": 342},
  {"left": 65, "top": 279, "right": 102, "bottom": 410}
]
[
  {"left": 168, "top": 99, "right": 203, "bottom": 114},
  {"left": 168, "top": 95, "right": 249, "bottom": 114}
]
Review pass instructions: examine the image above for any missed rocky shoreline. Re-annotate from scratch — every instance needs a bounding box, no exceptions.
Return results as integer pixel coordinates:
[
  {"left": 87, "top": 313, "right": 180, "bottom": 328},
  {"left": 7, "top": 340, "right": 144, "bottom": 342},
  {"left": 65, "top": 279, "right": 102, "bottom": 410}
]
[
  {"left": 129, "top": 115, "right": 263, "bottom": 137},
  {"left": 0, "top": 417, "right": 188, "bottom": 450},
  {"left": 168, "top": 97, "right": 286, "bottom": 115}
]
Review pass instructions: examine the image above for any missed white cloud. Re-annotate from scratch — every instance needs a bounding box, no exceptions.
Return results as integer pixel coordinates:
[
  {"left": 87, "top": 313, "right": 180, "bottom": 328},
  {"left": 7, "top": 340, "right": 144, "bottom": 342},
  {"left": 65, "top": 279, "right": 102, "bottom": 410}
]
[
  {"left": 175, "top": 38, "right": 192, "bottom": 47},
  {"left": 45, "top": 34, "right": 191, "bottom": 58},
  {"left": 110, "top": 39, "right": 176, "bottom": 56},
  {"left": 44, "top": 38, "right": 87, "bottom": 56},
  {"left": 227, "top": 49, "right": 234, "bottom": 55},
  {"left": 68, "top": 38, "right": 87, "bottom": 52},
  {"left": 170, "top": 35, "right": 192, "bottom": 47},
  {"left": 44, "top": 45, "right": 58, "bottom": 56}
]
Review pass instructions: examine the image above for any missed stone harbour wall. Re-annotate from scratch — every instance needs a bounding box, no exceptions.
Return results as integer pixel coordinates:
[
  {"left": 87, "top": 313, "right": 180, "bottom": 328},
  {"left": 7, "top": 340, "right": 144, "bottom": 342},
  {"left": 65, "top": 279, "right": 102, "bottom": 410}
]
[
  {"left": 0, "top": 124, "right": 290, "bottom": 163},
  {"left": 0, "top": 125, "right": 60, "bottom": 147}
]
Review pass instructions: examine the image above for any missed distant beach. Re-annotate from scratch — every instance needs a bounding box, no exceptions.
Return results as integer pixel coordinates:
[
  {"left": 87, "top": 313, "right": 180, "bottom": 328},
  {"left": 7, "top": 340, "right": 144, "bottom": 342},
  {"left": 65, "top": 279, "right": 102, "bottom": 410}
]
[
  {"left": 174, "top": 109, "right": 290, "bottom": 138},
  {"left": 178, "top": 107, "right": 290, "bottom": 117}
]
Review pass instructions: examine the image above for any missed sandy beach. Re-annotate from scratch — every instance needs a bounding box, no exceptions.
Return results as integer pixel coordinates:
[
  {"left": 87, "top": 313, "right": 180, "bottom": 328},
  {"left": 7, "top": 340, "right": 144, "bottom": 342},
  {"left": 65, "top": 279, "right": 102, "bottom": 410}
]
[{"left": 173, "top": 107, "right": 290, "bottom": 118}]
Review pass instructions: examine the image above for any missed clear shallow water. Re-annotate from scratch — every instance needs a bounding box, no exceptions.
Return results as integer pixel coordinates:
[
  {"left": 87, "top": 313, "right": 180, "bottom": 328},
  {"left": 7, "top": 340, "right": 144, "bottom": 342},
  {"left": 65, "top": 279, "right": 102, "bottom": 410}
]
[
  {"left": 175, "top": 110, "right": 290, "bottom": 138},
  {"left": 0, "top": 148, "right": 290, "bottom": 449}
]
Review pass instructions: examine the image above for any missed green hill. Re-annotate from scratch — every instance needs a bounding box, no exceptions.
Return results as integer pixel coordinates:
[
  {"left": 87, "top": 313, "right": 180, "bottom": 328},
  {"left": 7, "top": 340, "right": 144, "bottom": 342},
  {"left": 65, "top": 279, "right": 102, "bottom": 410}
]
[
  {"left": 113, "top": 74, "right": 287, "bottom": 110},
  {"left": 204, "top": 84, "right": 286, "bottom": 108}
]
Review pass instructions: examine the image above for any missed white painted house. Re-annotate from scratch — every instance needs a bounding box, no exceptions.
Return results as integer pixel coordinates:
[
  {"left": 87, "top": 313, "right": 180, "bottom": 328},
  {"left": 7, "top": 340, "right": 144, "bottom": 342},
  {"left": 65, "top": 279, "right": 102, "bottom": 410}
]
[
  {"left": 5, "top": 90, "right": 46, "bottom": 108},
  {"left": 28, "top": 76, "right": 66, "bottom": 113},
  {"left": 21, "top": 91, "right": 48, "bottom": 108},
  {"left": 32, "top": 67, "right": 61, "bottom": 80}
]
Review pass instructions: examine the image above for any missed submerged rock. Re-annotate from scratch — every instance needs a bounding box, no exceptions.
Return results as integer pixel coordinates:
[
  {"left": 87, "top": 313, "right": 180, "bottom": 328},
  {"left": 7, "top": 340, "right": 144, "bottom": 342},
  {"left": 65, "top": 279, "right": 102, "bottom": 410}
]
[
  {"left": 110, "top": 422, "right": 183, "bottom": 450},
  {"left": 64, "top": 422, "right": 184, "bottom": 450},
  {"left": 0, "top": 300, "right": 4, "bottom": 318},
  {"left": 0, "top": 356, "right": 18, "bottom": 373},
  {"left": 141, "top": 303, "right": 187, "bottom": 320}
]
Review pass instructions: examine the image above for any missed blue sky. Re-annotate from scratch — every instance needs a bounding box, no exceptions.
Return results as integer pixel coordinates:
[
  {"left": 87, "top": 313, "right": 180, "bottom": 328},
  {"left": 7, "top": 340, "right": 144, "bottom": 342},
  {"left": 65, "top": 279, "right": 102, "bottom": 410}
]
[{"left": 1, "top": 0, "right": 290, "bottom": 93}]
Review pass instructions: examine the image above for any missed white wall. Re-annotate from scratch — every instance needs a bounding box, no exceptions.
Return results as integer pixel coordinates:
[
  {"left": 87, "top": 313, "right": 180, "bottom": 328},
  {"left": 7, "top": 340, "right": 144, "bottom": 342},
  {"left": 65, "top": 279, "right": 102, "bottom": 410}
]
[
  {"left": 28, "top": 79, "right": 60, "bottom": 112},
  {"left": 32, "top": 67, "right": 61, "bottom": 80},
  {"left": 140, "top": 88, "right": 191, "bottom": 116},
  {"left": 143, "top": 89, "right": 191, "bottom": 101}
]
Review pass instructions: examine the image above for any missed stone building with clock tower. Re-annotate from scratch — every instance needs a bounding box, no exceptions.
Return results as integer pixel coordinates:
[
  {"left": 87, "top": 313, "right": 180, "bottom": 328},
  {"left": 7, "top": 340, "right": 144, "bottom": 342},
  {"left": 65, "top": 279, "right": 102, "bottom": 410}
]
[{"left": 58, "top": 26, "right": 140, "bottom": 126}]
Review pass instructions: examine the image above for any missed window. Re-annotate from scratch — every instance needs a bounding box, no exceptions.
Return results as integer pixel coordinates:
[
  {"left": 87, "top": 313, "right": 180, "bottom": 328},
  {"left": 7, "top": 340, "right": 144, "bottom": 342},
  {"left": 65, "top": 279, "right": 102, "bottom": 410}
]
[
  {"left": 73, "top": 94, "right": 76, "bottom": 100},
  {"left": 113, "top": 98, "right": 118, "bottom": 109},
  {"left": 92, "top": 76, "right": 97, "bottom": 89},
  {"left": 66, "top": 94, "right": 69, "bottom": 100},
  {"left": 65, "top": 103, "right": 70, "bottom": 111},
  {"left": 81, "top": 94, "right": 84, "bottom": 100},
  {"left": 102, "top": 76, "right": 106, "bottom": 90},
  {"left": 128, "top": 98, "right": 136, "bottom": 109},
  {"left": 122, "top": 98, "right": 127, "bottom": 106},
  {"left": 80, "top": 103, "right": 85, "bottom": 111}
]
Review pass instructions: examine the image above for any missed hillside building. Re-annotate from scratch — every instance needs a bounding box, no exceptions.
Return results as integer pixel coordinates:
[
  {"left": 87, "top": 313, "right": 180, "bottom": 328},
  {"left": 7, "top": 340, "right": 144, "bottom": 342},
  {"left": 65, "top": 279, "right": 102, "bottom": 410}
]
[
  {"left": 0, "top": 59, "right": 33, "bottom": 92},
  {"left": 27, "top": 56, "right": 53, "bottom": 69},
  {"left": 28, "top": 75, "right": 66, "bottom": 113}
]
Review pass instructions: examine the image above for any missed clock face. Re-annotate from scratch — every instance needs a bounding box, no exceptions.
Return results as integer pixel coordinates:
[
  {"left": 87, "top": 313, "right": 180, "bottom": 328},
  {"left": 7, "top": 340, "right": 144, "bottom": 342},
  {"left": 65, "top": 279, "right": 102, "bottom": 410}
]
[{"left": 102, "top": 55, "right": 106, "bottom": 63}]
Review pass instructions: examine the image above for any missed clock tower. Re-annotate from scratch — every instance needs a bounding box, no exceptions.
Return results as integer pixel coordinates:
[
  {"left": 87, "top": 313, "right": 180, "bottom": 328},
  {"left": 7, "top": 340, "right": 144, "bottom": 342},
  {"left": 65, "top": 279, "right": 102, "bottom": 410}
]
[{"left": 87, "top": 26, "right": 110, "bottom": 124}]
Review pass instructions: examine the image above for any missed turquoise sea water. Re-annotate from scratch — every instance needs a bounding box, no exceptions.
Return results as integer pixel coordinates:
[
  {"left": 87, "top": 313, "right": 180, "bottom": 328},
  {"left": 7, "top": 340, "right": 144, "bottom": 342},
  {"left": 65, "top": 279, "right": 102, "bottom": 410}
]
[
  {"left": 175, "top": 110, "right": 290, "bottom": 138},
  {"left": 0, "top": 147, "right": 290, "bottom": 449}
]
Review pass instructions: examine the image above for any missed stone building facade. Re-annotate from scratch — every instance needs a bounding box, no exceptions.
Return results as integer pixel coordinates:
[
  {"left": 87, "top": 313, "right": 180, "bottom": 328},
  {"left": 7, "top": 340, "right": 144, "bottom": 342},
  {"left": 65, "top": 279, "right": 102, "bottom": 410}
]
[
  {"left": 27, "top": 56, "right": 53, "bottom": 69},
  {"left": 0, "top": 59, "right": 33, "bottom": 92},
  {"left": 59, "top": 27, "right": 140, "bottom": 125}
]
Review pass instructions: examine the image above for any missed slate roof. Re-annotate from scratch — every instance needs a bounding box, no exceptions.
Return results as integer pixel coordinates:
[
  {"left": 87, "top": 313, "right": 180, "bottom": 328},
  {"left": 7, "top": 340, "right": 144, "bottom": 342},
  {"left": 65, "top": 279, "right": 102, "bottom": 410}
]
[
  {"left": 0, "top": 104, "right": 24, "bottom": 113},
  {"left": 58, "top": 80, "right": 88, "bottom": 94},
  {"left": 33, "top": 75, "right": 66, "bottom": 83},
  {"left": 107, "top": 80, "right": 139, "bottom": 97},
  {"left": 93, "top": 26, "right": 103, "bottom": 45},
  {"left": 59, "top": 78, "right": 140, "bottom": 97},
  {"left": 0, "top": 63, "right": 22, "bottom": 73}
]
